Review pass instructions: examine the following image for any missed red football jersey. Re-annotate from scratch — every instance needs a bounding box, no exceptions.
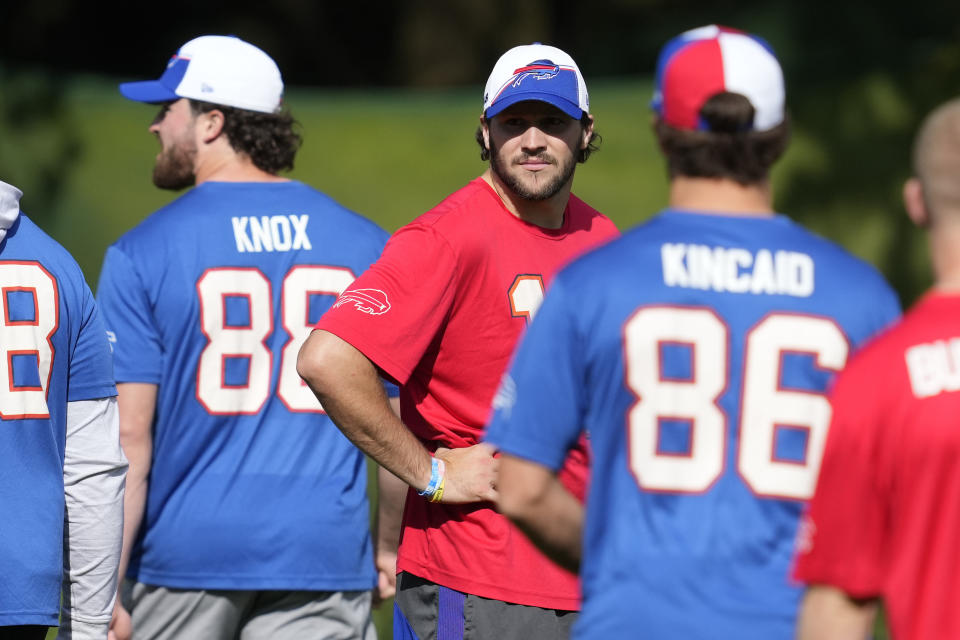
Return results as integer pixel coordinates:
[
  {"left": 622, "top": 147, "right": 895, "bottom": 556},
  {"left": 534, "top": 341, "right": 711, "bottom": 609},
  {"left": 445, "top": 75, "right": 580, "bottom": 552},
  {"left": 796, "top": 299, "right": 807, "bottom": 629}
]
[
  {"left": 316, "top": 177, "right": 618, "bottom": 608},
  {"left": 793, "top": 292, "right": 960, "bottom": 640}
]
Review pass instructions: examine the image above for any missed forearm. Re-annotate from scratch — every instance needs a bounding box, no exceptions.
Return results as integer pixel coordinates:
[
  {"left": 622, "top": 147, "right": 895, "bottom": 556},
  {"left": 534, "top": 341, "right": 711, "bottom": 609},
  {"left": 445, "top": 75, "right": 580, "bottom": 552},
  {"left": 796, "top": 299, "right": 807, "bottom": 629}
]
[
  {"left": 376, "top": 465, "right": 407, "bottom": 554},
  {"left": 61, "top": 397, "right": 128, "bottom": 640},
  {"left": 796, "top": 585, "right": 878, "bottom": 640},
  {"left": 373, "top": 459, "right": 407, "bottom": 603},
  {"left": 299, "top": 330, "right": 498, "bottom": 503},
  {"left": 508, "top": 480, "right": 583, "bottom": 573},
  {"left": 335, "top": 398, "right": 431, "bottom": 491},
  {"left": 115, "top": 383, "right": 156, "bottom": 584},
  {"left": 497, "top": 454, "right": 584, "bottom": 573},
  {"left": 117, "top": 453, "right": 149, "bottom": 582},
  {"left": 376, "top": 396, "right": 408, "bottom": 554},
  {"left": 298, "top": 330, "right": 432, "bottom": 490}
]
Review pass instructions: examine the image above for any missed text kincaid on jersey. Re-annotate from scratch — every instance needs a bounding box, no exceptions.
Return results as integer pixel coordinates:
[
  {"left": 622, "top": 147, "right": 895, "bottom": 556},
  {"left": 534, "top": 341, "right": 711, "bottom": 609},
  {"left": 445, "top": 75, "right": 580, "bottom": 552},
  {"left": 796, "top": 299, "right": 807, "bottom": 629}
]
[{"left": 661, "top": 243, "right": 814, "bottom": 297}]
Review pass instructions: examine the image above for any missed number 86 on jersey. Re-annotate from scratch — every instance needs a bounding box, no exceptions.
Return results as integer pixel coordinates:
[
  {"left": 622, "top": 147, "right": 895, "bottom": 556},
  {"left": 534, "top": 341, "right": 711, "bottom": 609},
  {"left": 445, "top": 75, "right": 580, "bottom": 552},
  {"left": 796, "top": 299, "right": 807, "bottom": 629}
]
[{"left": 624, "top": 306, "right": 848, "bottom": 501}]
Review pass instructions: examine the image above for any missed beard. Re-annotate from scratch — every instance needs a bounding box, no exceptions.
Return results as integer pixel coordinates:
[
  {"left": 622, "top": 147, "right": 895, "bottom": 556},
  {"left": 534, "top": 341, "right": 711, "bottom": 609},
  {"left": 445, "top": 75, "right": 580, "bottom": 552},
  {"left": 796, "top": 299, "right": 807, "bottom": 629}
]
[
  {"left": 489, "top": 137, "right": 577, "bottom": 201},
  {"left": 152, "top": 137, "right": 198, "bottom": 191}
]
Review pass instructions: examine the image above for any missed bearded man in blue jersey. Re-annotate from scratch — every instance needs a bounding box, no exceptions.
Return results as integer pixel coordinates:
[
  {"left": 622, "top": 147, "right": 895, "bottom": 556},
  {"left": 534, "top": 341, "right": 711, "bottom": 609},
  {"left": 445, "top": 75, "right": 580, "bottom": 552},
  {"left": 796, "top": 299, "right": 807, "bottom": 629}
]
[
  {"left": 485, "top": 25, "right": 900, "bottom": 639},
  {"left": 98, "top": 35, "right": 396, "bottom": 640},
  {"left": 0, "top": 180, "right": 127, "bottom": 639}
]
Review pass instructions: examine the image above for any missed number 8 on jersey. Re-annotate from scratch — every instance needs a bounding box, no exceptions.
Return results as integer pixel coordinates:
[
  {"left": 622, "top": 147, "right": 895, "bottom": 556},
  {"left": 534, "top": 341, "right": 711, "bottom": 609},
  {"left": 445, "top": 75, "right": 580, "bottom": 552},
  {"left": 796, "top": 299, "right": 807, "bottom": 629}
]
[{"left": 0, "top": 262, "right": 58, "bottom": 420}]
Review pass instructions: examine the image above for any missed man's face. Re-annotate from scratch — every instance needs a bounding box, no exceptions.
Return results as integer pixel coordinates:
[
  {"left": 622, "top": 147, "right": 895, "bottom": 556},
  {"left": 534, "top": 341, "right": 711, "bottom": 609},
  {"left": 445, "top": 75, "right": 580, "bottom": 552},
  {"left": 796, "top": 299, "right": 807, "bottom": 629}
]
[
  {"left": 484, "top": 101, "right": 589, "bottom": 201},
  {"left": 149, "top": 98, "right": 198, "bottom": 190}
]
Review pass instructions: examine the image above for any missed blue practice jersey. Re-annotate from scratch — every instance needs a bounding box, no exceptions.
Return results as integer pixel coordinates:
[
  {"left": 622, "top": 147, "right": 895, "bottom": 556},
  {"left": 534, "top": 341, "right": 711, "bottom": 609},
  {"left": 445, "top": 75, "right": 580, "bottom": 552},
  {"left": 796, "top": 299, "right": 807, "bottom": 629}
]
[
  {"left": 0, "top": 214, "right": 116, "bottom": 626},
  {"left": 97, "top": 181, "right": 391, "bottom": 590},
  {"left": 486, "top": 209, "right": 900, "bottom": 639}
]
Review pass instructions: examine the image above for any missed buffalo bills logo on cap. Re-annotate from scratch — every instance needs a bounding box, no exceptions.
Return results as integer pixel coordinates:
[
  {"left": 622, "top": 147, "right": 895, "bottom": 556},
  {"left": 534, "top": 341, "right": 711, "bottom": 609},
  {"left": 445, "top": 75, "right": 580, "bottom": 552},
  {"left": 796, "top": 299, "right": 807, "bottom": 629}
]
[
  {"left": 511, "top": 60, "right": 561, "bottom": 87},
  {"left": 487, "top": 61, "right": 579, "bottom": 116},
  {"left": 332, "top": 288, "right": 391, "bottom": 316},
  {"left": 482, "top": 43, "right": 589, "bottom": 119}
]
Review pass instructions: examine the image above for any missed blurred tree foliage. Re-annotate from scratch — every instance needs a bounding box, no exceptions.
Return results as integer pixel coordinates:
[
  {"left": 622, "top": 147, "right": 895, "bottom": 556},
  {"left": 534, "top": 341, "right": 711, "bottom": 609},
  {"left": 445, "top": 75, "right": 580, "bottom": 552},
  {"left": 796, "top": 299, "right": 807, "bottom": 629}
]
[
  {"left": 767, "top": 0, "right": 960, "bottom": 304},
  {"left": 0, "top": 69, "right": 81, "bottom": 227}
]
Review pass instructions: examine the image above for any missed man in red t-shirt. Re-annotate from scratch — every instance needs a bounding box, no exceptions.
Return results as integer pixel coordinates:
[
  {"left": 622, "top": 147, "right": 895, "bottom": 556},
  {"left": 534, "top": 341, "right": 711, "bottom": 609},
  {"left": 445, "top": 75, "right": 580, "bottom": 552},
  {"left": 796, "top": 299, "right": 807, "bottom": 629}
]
[
  {"left": 297, "top": 43, "right": 618, "bottom": 638},
  {"left": 793, "top": 98, "right": 960, "bottom": 640}
]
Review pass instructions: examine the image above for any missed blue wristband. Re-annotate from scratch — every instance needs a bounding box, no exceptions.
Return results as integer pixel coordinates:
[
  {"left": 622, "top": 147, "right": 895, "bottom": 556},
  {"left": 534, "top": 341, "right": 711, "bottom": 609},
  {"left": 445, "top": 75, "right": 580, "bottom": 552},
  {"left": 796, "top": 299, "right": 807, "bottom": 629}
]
[{"left": 418, "top": 457, "right": 443, "bottom": 497}]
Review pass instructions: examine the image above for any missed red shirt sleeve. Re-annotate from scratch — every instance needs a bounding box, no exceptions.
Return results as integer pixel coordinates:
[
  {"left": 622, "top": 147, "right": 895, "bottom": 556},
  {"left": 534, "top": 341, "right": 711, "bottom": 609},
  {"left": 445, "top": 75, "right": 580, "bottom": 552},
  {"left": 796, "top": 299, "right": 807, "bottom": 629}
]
[
  {"left": 792, "top": 355, "right": 889, "bottom": 598},
  {"left": 315, "top": 222, "right": 458, "bottom": 385}
]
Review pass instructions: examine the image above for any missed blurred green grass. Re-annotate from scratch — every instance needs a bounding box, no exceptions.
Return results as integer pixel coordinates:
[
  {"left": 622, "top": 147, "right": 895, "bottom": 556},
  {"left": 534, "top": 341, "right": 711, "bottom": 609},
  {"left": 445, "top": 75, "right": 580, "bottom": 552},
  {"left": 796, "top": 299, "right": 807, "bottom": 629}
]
[{"left": 33, "top": 76, "right": 897, "bottom": 639}]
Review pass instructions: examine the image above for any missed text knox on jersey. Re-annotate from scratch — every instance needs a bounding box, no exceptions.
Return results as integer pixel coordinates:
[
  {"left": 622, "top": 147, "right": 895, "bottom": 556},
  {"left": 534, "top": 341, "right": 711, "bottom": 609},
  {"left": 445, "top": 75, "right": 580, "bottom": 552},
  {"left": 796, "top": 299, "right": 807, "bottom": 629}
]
[{"left": 232, "top": 214, "right": 312, "bottom": 253}]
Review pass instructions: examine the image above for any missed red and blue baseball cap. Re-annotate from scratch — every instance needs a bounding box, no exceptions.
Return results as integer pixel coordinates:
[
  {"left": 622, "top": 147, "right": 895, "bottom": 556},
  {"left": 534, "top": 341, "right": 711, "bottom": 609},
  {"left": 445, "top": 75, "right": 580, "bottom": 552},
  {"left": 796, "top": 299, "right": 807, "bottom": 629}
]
[
  {"left": 119, "top": 35, "right": 283, "bottom": 114},
  {"left": 652, "top": 25, "right": 785, "bottom": 132},
  {"left": 483, "top": 43, "right": 589, "bottom": 120}
]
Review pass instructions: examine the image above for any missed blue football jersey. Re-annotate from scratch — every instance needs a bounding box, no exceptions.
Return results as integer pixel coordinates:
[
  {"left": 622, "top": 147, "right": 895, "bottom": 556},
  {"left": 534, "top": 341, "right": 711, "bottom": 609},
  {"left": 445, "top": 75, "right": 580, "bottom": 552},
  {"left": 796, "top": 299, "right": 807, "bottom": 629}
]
[
  {"left": 97, "top": 181, "right": 392, "bottom": 590},
  {"left": 0, "top": 213, "right": 116, "bottom": 626},
  {"left": 486, "top": 209, "right": 900, "bottom": 639}
]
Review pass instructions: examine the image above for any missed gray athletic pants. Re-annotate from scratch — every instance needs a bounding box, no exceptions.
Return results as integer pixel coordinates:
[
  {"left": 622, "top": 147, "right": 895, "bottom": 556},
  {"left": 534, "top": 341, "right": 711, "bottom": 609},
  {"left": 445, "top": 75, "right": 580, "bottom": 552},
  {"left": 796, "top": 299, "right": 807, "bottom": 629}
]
[
  {"left": 125, "top": 582, "right": 375, "bottom": 640},
  {"left": 394, "top": 572, "right": 577, "bottom": 640}
]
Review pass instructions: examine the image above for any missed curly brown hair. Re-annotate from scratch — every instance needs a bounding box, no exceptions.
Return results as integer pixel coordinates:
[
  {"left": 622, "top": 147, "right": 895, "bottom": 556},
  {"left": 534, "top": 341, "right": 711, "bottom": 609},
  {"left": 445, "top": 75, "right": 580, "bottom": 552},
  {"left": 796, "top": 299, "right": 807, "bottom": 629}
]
[
  {"left": 475, "top": 113, "right": 601, "bottom": 163},
  {"left": 655, "top": 92, "right": 790, "bottom": 186},
  {"left": 190, "top": 100, "right": 302, "bottom": 174}
]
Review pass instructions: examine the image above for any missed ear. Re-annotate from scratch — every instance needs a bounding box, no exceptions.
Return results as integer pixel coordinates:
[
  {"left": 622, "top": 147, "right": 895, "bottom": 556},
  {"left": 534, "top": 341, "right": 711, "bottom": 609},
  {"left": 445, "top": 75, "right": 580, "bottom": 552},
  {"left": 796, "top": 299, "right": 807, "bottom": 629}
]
[
  {"left": 580, "top": 113, "right": 595, "bottom": 150},
  {"left": 903, "top": 177, "right": 930, "bottom": 228},
  {"left": 197, "top": 108, "right": 226, "bottom": 144},
  {"left": 480, "top": 116, "right": 491, "bottom": 151}
]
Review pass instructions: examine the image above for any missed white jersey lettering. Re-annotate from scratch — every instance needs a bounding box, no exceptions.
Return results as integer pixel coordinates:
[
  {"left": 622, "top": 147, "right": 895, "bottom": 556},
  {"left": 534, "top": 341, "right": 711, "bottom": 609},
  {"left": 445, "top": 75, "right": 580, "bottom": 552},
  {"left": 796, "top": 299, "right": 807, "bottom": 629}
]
[
  {"left": 232, "top": 215, "right": 312, "bottom": 253},
  {"left": 661, "top": 243, "right": 689, "bottom": 288},
  {"left": 290, "top": 215, "right": 312, "bottom": 250},
  {"left": 270, "top": 216, "right": 292, "bottom": 251},
  {"left": 906, "top": 338, "right": 960, "bottom": 398},
  {"left": 248, "top": 216, "right": 273, "bottom": 252},
  {"left": 660, "top": 243, "right": 815, "bottom": 298},
  {"left": 231, "top": 217, "right": 256, "bottom": 253},
  {"left": 751, "top": 249, "right": 777, "bottom": 294}
]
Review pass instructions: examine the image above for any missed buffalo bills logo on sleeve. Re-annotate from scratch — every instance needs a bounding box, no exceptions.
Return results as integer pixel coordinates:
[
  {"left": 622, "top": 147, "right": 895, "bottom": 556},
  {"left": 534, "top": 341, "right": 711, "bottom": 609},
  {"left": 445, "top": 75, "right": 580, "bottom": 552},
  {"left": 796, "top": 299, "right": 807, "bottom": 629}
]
[
  {"left": 332, "top": 288, "right": 391, "bottom": 316},
  {"left": 511, "top": 60, "right": 561, "bottom": 87}
]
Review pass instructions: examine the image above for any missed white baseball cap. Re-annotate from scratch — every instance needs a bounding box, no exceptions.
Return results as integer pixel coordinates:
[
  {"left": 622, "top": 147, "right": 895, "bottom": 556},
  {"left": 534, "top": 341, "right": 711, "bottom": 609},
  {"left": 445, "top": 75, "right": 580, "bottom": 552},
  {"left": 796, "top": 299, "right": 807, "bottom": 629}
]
[
  {"left": 119, "top": 35, "right": 284, "bottom": 114},
  {"left": 482, "top": 43, "right": 589, "bottom": 120}
]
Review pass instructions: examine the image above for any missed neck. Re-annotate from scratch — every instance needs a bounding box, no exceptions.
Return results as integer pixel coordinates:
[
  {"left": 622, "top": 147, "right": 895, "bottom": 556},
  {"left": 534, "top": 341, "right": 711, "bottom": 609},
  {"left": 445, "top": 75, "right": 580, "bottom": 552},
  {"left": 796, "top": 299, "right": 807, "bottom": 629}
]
[
  {"left": 669, "top": 176, "right": 774, "bottom": 216},
  {"left": 481, "top": 167, "right": 570, "bottom": 230},
  {"left": 194, "top": 145, "right": 287, "bottom": 186},
  {"left": 929, "top": 214, "right": 960, "bottom": 292}
]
